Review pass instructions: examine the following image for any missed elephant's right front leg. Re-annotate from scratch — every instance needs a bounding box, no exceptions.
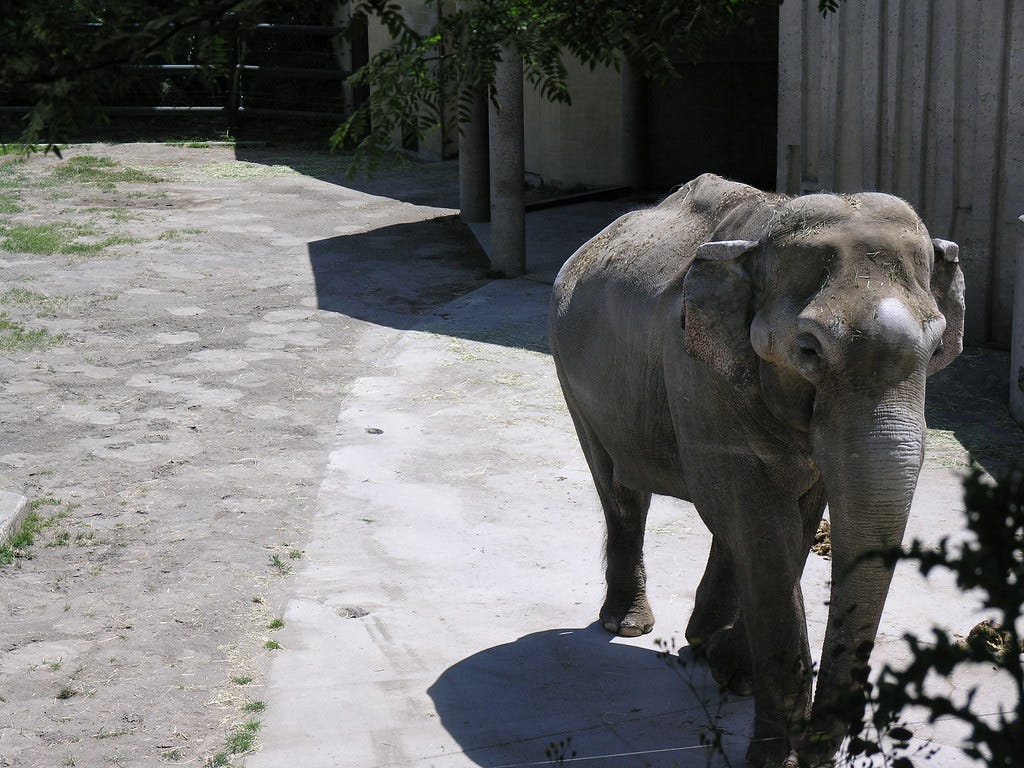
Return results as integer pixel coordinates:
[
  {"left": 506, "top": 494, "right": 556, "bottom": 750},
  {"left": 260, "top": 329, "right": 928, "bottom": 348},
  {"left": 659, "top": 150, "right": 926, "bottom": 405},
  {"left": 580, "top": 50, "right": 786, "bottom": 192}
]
[{"left": 597, "top": 476, "right": 653, "bottom": 638}]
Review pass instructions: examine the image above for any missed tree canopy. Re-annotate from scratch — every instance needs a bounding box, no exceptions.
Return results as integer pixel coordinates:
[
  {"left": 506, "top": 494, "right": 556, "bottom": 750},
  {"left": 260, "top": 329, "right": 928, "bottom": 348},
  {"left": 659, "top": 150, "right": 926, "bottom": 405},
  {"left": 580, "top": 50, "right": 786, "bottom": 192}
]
[{"left": 0, "top": 0, "right": 845, "bottom": 157}]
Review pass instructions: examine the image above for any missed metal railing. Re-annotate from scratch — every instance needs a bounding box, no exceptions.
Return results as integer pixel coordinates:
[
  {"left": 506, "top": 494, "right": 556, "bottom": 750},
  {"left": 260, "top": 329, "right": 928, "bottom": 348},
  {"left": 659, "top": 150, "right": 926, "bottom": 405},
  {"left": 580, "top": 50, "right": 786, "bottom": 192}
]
[{"left": 1, "top": 21, "right": 355, "bottom": 132}]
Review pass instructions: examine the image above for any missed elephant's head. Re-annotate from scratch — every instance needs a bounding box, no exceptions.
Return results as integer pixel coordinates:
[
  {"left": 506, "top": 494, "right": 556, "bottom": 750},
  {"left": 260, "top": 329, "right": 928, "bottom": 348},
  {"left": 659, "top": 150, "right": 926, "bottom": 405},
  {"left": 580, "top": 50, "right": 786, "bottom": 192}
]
[{"left": 682, "top": 192, "right": 966, "bottom": 760}]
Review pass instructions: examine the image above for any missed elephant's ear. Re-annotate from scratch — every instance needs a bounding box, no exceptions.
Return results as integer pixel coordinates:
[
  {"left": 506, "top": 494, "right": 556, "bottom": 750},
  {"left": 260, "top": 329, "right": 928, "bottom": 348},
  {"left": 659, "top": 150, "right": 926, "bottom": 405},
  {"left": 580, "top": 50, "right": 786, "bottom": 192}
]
[
  {"left": 928, "top": 238, "right": 966, "bottom": 375},
  {"left": 682, "top": 239, "right": 759, "bottom": 387}
]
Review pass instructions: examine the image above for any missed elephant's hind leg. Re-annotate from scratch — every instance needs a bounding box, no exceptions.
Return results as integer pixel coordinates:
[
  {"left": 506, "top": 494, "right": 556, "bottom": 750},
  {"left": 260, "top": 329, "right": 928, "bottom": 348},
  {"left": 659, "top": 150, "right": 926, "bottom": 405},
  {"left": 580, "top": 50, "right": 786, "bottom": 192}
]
[
  {"left": 567, "top": 408, "right": 654, "bottom": 637},
  {"left": 686, "top": 538, "right": 740, "bottom": 646},
  {"left": 598, "top": 476, "right": 653, "bottom": 637},
  {"left": 686, "top": 539, "right": 753, "bottom": 696}
]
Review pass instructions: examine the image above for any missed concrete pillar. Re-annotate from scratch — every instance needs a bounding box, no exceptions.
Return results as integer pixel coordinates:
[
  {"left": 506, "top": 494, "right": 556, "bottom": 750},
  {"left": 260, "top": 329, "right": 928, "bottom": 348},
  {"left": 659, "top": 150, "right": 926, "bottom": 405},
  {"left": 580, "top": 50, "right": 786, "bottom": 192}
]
[
  {"left": 458, "top": 88, "right": 490, "bottom": 223},
  {"left": 488, "top": 45, "right": 525, "bottom": 277},
  {"left": 1011, "top": 215, "right": 1024, "bottom": 426},
  {"left": 620, "top": 58, "right": 647, "bottom": 192}
]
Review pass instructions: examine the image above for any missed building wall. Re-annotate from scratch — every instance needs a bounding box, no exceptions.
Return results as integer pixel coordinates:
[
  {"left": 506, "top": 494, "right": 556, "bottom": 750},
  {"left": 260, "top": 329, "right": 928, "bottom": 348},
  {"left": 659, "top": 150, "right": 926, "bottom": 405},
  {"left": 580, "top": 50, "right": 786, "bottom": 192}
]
[
  {"left": 778, "top": 0, "right": 1024, "bottom": 346},
  {"left": 523, "top": 58, "right": 623, "bottom": 190}
]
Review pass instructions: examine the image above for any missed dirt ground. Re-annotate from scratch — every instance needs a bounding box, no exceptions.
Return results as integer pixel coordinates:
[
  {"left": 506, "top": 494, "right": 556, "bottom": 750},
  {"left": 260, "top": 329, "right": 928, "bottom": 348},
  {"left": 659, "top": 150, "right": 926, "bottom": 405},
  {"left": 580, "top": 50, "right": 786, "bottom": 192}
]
[
  {"left": 0, "top": 144, "right": 487, "bottom": 767},
  {"left": 2, "top": 142, "right": 1022, "bottom": 768}
]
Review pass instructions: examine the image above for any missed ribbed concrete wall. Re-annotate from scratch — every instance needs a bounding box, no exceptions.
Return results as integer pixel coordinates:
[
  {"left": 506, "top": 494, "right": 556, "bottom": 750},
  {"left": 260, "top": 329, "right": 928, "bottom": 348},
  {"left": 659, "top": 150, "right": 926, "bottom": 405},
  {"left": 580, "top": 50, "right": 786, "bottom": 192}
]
[{"left": 778, "top": 0, "right": 1024, "bottom": 345}]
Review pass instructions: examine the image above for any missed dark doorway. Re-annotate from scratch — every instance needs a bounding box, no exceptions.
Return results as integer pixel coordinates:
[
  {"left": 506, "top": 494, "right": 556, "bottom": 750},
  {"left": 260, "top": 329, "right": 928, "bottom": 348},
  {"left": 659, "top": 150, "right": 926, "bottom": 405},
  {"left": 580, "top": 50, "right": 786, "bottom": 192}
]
[{"left": 645, "top": 9, "right": 779, "bottom": 192}]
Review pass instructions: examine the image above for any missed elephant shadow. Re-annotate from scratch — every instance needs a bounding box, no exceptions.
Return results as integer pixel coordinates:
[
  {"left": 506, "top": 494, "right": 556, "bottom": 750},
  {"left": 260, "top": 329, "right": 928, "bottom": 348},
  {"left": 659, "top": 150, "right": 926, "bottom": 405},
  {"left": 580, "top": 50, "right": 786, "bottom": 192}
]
[{"left": 427, "top": 623, "right": 752, "bottom": 768}]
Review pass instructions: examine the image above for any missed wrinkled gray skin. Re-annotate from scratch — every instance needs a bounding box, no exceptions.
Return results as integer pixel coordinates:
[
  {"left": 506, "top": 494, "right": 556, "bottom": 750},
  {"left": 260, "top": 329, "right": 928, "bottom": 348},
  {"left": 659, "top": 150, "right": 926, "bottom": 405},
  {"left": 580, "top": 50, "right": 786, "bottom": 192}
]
[{"left": 548, "top": 174, "right": 966, "bottom": 767}]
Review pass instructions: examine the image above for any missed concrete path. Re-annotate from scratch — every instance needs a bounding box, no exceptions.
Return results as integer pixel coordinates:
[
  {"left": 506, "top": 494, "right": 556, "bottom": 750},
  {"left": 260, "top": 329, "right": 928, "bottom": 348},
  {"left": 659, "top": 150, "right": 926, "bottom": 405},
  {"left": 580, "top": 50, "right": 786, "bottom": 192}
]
[
  {"left": 0, "top": 491, "right": 28, "bottom": 546},
  {"left": 249, "top": 198, "right": 1009, "bottom": 768}
]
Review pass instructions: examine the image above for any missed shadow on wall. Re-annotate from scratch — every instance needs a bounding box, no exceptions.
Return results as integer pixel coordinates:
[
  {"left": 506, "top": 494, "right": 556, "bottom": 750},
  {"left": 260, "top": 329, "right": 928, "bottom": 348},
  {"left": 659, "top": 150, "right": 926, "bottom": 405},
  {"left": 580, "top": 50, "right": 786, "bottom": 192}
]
[{"left": 427, "top": 624, "right": 750, "bottom": 768}]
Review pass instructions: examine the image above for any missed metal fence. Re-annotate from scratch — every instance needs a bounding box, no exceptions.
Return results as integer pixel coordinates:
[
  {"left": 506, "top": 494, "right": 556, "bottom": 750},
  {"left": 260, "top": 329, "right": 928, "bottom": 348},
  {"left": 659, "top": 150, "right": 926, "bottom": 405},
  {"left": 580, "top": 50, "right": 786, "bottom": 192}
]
[{"left": 0, "top": 20, "right": 366, "bottom": 136}]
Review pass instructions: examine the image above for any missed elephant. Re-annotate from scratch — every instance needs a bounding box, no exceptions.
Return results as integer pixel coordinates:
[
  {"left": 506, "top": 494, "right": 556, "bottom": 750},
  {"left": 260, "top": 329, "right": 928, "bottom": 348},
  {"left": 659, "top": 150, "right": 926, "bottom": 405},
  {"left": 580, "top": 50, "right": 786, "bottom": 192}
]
[{"left": 547, "top": 173, "right": 966, "bottom": 767}]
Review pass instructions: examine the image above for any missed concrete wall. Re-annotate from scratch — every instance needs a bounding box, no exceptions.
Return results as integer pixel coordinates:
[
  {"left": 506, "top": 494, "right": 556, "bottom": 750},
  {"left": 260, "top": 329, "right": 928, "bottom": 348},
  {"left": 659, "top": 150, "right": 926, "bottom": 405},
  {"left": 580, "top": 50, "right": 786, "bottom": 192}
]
[
  {"left": 778, "top": 0, "right": 1024, "bottom": 346},
  {"left": 523, "top": 59, "right": 623, "bottom": 190}
]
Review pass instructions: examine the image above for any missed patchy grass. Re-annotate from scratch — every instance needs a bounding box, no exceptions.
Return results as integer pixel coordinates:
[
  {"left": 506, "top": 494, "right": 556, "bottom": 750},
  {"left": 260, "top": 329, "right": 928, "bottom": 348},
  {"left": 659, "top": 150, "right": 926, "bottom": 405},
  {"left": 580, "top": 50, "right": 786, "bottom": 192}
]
[
  {"left": 28, "top": 495, "right": 60, "bottom": 512},
  {"left": 0, "top": 222, "right": 135, "bottom": 256},
  {"left": 0, "top": 193, "right": 20, "bottom": 214},
  {"left": 0, "top": 161, "right": 27, "bottom": 191},
  {"left": 125, "top": 190, "right": 169, "bottom": 200},
  {"left": 230, "top": 676, "right": 253, "bottom": 686},
  {"left": 267, "top": 618, "right": 284, "bottom": 630},
  {"left": 208, "top": 719, "right": 260, "bottom": 765},
  {"left": 1, "top": 287, "right": 72, "bottom": 317},
  {"left": 226, "top": 720, "right": 260, "bottom": 753},
  {"left": 1, "top": 513, "right": 43, "bottom": 565},
  {"left": 50, "top": 156, "right": 165, "bottom": 187},
  {"left": 0, "top": 143, "right": 65, "bottom": 156},
  {"left": 242, "top": 701, "right": 266, "bottom": 714},
  {"left": 0, "top": 313, "right": 60, "bottom": 351},
  {"left": 263, "top": 639, "right": 282, "bottom": 650},
  {"left": 92, "top": 728, "right": 131, "bottom": 739},
  {"left": 82, "top": 206, "right": 139, "bottom": 223},
  {"left": 165, "top": 134, "right": 233, "bottom": 148},
  {"left": 1, "top": 498, "right": 73, "bottom": 565},
  {"left": 199, "top": 162, "right": 294, "bottom": 180},
  {"left": 157, "top": 227, "right": 204, "bottom": 241},
  {"left": 267, "top": 554, "right": 291, "bottom": 576}
]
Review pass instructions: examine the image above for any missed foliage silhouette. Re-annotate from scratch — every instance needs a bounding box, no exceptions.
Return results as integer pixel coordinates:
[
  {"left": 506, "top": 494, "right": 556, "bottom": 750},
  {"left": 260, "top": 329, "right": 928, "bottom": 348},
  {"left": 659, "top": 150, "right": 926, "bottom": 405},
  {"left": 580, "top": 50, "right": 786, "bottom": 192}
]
[{"left": 826, "top": 464, "right": 1023, "bottom": 768}]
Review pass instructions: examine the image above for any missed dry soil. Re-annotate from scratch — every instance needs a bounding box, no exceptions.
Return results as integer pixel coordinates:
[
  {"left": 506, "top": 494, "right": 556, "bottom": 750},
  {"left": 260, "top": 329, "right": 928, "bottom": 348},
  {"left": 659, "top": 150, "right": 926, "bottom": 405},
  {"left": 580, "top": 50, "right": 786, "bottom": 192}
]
[{"left": 0, "top": 143, "right": 487, "bottom": 767}]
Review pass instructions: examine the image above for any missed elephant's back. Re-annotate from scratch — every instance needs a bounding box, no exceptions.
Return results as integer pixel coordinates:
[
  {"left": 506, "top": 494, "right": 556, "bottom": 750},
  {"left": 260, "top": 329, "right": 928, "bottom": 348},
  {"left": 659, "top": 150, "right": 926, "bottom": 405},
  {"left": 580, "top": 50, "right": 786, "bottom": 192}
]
[{"left": 551, "top": 174, "right": 771, "bottom": 319}]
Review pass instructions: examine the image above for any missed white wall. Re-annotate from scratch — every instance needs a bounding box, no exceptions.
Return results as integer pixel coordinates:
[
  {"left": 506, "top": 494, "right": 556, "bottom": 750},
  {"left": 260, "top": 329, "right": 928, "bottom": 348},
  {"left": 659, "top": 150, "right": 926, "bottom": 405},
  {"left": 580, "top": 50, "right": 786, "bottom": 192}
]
[{"left": 778, "top": 0, "right": 1024, "bottom": 346}]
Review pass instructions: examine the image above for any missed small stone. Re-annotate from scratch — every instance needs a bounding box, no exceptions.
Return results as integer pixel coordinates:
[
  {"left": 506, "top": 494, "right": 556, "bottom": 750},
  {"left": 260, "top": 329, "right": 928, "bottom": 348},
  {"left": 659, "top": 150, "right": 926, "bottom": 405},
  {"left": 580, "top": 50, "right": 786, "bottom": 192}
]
[
  {"left": 366, "top": 427, "right": 383, "bottom": 435},
  {"left": 338, "top": 606, "right": 369, "bottom": 619}
]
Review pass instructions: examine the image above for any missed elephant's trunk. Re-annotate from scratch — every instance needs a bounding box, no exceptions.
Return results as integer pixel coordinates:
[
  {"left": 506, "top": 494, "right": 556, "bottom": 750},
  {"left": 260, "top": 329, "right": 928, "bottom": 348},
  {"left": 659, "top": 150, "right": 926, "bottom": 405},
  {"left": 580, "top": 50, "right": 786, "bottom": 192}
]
[{"left": 801, "top": 378, "right": 927, "bottom": 761}]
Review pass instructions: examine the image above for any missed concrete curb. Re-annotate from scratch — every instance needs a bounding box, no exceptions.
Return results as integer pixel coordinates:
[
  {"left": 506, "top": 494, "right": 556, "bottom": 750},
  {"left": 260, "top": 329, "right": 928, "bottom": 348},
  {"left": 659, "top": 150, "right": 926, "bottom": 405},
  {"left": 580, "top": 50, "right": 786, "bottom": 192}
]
[{"left": 0, "top": 491, "right": 29, "bottom": 547}]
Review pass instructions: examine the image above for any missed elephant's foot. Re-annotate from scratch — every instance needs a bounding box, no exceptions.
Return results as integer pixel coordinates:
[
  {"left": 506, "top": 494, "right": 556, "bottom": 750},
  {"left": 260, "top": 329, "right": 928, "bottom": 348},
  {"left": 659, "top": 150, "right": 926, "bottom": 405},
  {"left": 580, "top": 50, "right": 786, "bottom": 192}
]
[
  {"left": 792, "top": 717, "right": 842, "bottom": 768},
  {"left": 705, "top": 624, "right": 753, "bottom": 696},
  {"left": 753, "top": 747, "right": 832, "bottom": 768},
  {"left": 744, "top": 737, "right": 792, "bottom": 768},
  {"left": 684, "top": 612, "right": 720, "bottom": 653},
  {"left": 600, "top": 590, "right": 654, "bottom": 637}
]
